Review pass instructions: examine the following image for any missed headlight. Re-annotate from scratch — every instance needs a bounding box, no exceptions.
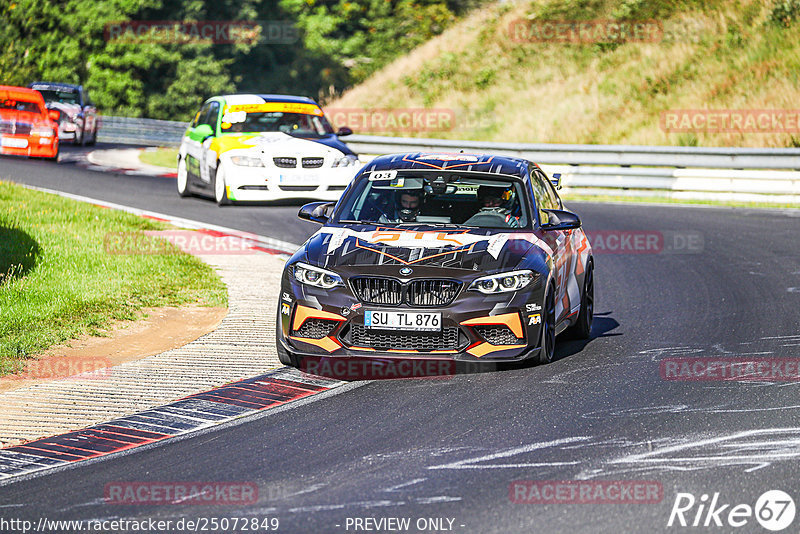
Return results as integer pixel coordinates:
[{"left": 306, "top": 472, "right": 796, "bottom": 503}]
[
  {"left": 32, "top": 126, "right": 54, "bottom": 137},
  {"left": 469, "top": 270, "right": 537, "bottom": 294},
  {"left": 332, "top": 155, "right": 358, "bottom": 167},
  {"left": 230, "top": 155, "right": 264, "bottom": 167},
  {"left": 293, "top": 262, "right": 343, "bottom": 289}
]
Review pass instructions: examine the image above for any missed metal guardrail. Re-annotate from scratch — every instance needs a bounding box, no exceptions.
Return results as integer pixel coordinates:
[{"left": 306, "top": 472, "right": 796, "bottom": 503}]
[
  {"left": 346, "top": 134, "right": 800, "bottom": 170},
  {"left": 93, "top": 115, "right": 800, "bottom": 203},
  {"left": 97, "top": 116, "right": 188, "bottom": 147}
]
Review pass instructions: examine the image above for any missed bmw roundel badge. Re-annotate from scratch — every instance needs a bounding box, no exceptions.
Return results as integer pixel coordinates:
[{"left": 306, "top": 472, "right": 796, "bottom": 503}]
[{"left": 399, "top": 267, "right": 413, "bottom": 275}]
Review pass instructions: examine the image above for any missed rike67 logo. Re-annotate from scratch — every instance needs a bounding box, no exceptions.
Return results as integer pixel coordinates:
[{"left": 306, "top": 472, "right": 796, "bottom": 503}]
[{"left": 668, "top": 490, "right": 796, "bottom": 531}]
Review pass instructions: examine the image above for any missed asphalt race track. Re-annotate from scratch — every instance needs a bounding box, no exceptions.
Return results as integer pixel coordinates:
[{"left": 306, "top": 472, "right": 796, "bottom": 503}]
[{"left": 2, "top": 146, "right": 800, "bottom": 532}]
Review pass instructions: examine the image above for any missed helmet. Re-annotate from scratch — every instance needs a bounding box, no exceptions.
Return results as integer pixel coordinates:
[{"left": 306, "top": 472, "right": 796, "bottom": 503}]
[
  {"left": 476, "top": 185, "right": 508, "bottom": 205},
  {"left": 396, "top": 189, "right": 423, "bottom": 222}
]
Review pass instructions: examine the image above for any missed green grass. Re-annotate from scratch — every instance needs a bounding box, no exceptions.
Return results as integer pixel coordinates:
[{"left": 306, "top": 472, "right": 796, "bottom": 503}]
[
  {"left": 139, "top": 147, "right": 178, "bottom": 169},
  {"left": 0, "top": 181, "right": 227, "bottom": 376},
  {"left": 331, "top": 0, "right": 800, "bottom": 148}
]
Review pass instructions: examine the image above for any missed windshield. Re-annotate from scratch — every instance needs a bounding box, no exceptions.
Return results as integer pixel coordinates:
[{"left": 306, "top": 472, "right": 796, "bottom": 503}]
[
  {"left": 335, "top": 171, "right": 530, "bottom": 229},
  {"left": 220, "top": 102, "right": 334, "bottom": 137},
  {"left": 0, "top": 99, "right": 41, "bottom": 114},
  {"left": 35, "top": 89, "right": 80, "bottom": 106}
]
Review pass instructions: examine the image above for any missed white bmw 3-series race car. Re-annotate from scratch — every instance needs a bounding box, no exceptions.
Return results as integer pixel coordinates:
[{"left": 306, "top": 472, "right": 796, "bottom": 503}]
[{"left": 177, "top": 94, "right": 360, "bottom": 204}]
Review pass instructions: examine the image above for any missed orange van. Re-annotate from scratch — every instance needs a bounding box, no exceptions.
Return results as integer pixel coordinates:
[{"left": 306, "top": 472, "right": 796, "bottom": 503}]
[{"left": 0, "top": 85, "right": 59, "bottom": 160}]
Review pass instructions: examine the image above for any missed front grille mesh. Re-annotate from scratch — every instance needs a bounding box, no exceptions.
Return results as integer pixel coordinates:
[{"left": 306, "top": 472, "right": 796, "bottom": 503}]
[
  {"left": 278, "top": 185, "right": 318, "bottom": 191},
  {"left": 352, "top": 277, "right": 462, "bottom": 307},
  {"left": 407, "top": 280, "right": 461, "bottom": 307},
  {"left": 474, "top": 325, "right": 521, "bottom": 345},
  {"left": 273, "top": 157, "right": 297, "bottom": 168},
  {"left": 0, "top": 121, "right": 32, "bottom": 135},
  {"left": 293, "top": 318, "right": 339, "bottom": 339},
  {"left": 350, "top": 325, "right": 459, "bottom": 351},
  {"left": 302, "top": 157, "right": 324, "bottom": 168},
  {"left": 351, "top": 277, "right": 403, "bottom": 305}
]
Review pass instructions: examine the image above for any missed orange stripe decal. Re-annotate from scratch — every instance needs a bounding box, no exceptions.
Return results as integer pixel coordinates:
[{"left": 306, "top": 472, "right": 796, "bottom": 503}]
[
  {"left": 289, "top": 335, "right": 341, "bottom": 353},
  {"left": 292, "top": 304, "right": 345, "bottom": 331},
  {"left": 461, "top": 312, "right": 524, "bottom": 339}
]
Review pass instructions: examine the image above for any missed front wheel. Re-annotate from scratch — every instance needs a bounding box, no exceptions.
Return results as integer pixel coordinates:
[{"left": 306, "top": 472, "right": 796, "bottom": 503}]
[
  {"left": 538, "top": 282, "right": 557, "bottom": 364},
  {"left": 74, "top": 123, "right": 85, "bottom": 146},
  {"left": 214, "top": 163, "right": 230, "bottom": 206},
  {"left": 176, "top": 157, "right": 191, "bottom": 197},
  {"left": 87, "top": 124, "right": 97, "bottom": 145},
  {"left": 564, "top": 260, "right": 594, "bottom": 340}
]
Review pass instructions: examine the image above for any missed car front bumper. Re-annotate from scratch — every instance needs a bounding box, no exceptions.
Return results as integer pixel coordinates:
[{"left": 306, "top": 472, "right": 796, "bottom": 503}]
[
  {"left": 0, "top": 134, "right": 58, "bottom": 158},
  {"left": 224, "top": 164, "right": 357, "bottom": 202},
  {"left": 276, "top": 269, "right": 547, "bottom": 367}
]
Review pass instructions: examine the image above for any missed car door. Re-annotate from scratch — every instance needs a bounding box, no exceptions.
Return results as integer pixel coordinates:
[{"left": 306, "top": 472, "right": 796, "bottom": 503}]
[
  {"left": 530, "top": 165, "right": 576, "bottom": 324},
  {"left": 81, "top": 88, "right": 97, "bottom": 136},
  {"left": 184, "top": 101, "right": 218, "bottom": 184}
]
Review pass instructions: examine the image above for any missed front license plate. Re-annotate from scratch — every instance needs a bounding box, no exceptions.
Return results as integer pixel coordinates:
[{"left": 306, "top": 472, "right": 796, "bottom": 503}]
[
  {"left": 279, "top": 173, "right": 319, "bottom": 184},
  {"left": 1, "top": 136, "right": 28, "bottom": 148},
  {"left": 365, "top": 310, "right": 441, "bottom": 332}
]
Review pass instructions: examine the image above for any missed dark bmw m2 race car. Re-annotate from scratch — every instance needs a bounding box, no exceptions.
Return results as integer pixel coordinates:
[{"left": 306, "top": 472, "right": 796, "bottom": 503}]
[{"left": 277, "top": 152, "right": 593, "bottom": 369}]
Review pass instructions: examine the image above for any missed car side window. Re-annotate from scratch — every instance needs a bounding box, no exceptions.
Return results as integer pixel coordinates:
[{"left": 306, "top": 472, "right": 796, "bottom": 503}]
[
  {"left": 536, "top": 169, "right": 561, "bottom": 210},
  {"left": 192, "top": 103, "right": 211, "bottom": 128},
  {"left": 204, "top": 101, "right": 220, "bottom": 131},
  {"left": 528, "top": 165, "right": 550, "bottom": 225}
]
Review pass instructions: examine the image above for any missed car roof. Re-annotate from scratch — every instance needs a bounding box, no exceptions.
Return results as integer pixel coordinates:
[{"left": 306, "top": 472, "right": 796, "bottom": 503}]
[
  {"left": 29, "top": 82, "right": 81, "bottom": 91},
  {"left": 362, "top": 152, "right": 532, "bottom": 180},
  {"left": 0, "top": 85, "right": 46, "bottom": 103},
  {"left": 219, "top": 94, "right": 318, "bottom": 106}
]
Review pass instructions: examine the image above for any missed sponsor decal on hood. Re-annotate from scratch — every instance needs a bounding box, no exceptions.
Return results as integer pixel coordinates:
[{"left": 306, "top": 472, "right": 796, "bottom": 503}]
[
  {"left": 310, "top": 227, "right": 552, "bottom": 270},
  {"left": 211, "top": 132, "right": 346, "bottom": 157}
]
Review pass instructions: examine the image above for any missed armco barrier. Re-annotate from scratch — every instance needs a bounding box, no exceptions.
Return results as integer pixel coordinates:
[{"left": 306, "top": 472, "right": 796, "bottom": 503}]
[
  {"left": 93, "top": 115, "right": 800, "bottom": 202},
  {"left": 97, "top": 116, "right": 188, "bottom": 147}
]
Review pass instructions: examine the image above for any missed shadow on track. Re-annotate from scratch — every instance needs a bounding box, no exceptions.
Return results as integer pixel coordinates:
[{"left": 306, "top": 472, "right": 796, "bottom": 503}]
[{"left": 296, "top": 312, "right": 621, "bottom": 381}]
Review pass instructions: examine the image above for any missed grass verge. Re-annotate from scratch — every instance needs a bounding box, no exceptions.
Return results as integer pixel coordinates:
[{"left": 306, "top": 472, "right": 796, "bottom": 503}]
[
  {"left": 0, "top": 181, "right": 227, "bottom": 376},
  {"left": 139, "top": 147, "right": 178, "bottom": 169}
]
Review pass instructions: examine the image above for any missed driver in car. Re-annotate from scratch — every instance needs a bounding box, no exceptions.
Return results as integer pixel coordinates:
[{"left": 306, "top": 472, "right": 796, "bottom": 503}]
[
  {"left": 379, "top": 189, "right": 424, "bottom": 223},
  {"left": 472, "top": 185, "right": 519, "bottom": 227}
]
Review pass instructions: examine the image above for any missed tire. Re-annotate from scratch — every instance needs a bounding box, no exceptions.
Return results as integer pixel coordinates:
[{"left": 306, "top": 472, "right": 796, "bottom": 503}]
[
  {"left": 46, "top": 142, "right": 59, "bottom": 162},
  {"left": 214, "top": 163, "right": 230, "bottom": 206},
  {"left": 176, "top": 157, "right": 191, "bottom": 197},
  {"left": 538, "top": 282, "right": 557, "bottom": 364},
  {"left": 564, "top": 260, "right": 594, "bottom": 340},
  {"left": 74, "top": 123, "right": 85, "bottom": 146}
]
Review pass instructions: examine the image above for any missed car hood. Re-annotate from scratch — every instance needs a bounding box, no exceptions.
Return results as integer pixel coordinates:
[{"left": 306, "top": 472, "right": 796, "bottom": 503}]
[
  {"left": 212, "top": 132, "right": 353, "bottom": 157},
  {"left": 303, "top": 225, "right": 552, "bottom": 273},
  {"left": 46, "top": 102, "right": 81, "bottom": 115}
]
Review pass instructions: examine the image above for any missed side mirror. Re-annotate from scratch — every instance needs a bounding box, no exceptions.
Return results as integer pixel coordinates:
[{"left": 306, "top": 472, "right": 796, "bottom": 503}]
[
  {"left": 192, "top": 123, "right": 215, "bottom": 142},
  {"left": 336, "top": 126, "right": 353, "bottom": 137},
  {"left": 298, "top": 201, "right": 335, "bottom": 224},
  {"left": 550, "top": 173, "right": 562, "bottom": 190},
  {"left": 541, "top": 209, "right": 581, "bottom": 231},
  {"left": 48, "top": 109, "right": 61, "bottom": 121}
]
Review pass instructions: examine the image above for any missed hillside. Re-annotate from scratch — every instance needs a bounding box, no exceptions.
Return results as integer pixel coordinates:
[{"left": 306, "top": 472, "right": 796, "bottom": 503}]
[{"left": 328, "top": 0, "right": 800, "bottom": 147}]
